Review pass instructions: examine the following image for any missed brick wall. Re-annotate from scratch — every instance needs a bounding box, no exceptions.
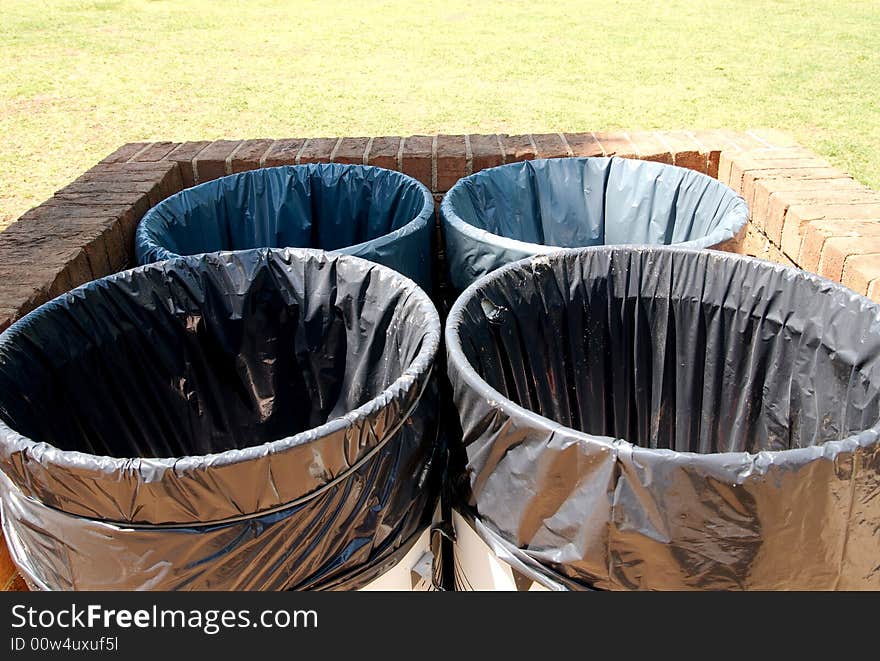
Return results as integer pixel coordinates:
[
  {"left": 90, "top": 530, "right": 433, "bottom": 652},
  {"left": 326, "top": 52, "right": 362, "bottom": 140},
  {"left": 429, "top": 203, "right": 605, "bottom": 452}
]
[
  {"left": 1, "top": 128, "right": 879, "bottom": 589},
  {"left": 717, "top": 146, "right": 880, "bottom": 295}
]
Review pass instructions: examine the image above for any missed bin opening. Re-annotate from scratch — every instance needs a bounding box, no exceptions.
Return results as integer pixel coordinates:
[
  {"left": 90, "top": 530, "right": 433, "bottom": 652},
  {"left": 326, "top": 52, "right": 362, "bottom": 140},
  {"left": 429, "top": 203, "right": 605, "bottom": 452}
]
[
  {"left": 0, "top": 250, "right": 427, "bottom": 460},
  {"left": 0, "top": 249, "right": 441, "bottom": 589},
  {"left": 445, "top": 157, "right": 747, "bottom": 250},
  {"left": 141, "top": 165, "right": 426, "bottom": 255},
  {"left": 452, "top": 249, "right": 880, "bottom": 454}
]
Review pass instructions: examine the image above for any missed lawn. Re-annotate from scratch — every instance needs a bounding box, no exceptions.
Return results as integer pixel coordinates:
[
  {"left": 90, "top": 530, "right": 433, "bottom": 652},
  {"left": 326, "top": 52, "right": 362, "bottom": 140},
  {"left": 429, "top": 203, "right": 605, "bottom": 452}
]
[{"left": 1, "top": 0, "right": 878, "bottom": 229}]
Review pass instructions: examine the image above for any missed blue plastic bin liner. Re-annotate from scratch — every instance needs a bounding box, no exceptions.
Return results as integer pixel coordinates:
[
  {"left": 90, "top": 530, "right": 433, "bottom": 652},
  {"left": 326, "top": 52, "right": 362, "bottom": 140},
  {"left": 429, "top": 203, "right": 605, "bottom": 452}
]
[
  {"left": 445, "top": 247, "right": 880, "bottom": 590},
  {"left": 441, "top": 157, "right": 748, "bottom": 292},
  {"left": 135, "top": 164, "right": 435, "bottom": 293},
  {"left": 0, "top": 249, "right": 441, "bottom": 590}
]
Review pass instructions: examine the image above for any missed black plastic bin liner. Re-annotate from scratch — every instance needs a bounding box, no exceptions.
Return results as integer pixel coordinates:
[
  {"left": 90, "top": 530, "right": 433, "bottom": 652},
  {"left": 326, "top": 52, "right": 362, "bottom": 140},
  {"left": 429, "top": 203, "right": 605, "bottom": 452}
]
[
  {"left": 445, "top": 247, "right": 880, "bottom": 590},
  {"left": 0, "top": 248, "right": 441, "bottom": 590},
  {"left": 135, "top": 163, "right": 435, "bottom": 293},
  {"left": 441, "top": 157, "right": 748, "bottom": 292}
]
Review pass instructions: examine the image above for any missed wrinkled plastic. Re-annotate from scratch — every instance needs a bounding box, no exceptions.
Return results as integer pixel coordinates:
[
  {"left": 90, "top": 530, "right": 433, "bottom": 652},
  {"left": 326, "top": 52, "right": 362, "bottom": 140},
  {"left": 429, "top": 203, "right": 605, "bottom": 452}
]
[
  {"left": 445, "top": 247, "right": 880, "bottom": 590},
  {"left": 136, "top": 164, "right": 435, "bottom": 293},
  {"left": 441, "top": 157, "right": 748, "bottom": 292},
  {"left": 0, "top": 248, "right": 441, "bottom": 590}
]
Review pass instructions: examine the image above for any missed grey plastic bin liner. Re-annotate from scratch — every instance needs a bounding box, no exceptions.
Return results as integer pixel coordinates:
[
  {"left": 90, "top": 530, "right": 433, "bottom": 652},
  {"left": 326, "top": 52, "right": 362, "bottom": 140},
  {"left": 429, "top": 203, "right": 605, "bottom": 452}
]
[
  {"left": 445, "top": 247, "right": 880, "bottom": 590},
  {"left": 135, "top": 163, "right": 435, "bottom": 293},
  {"left": 441, "top": 157, "right": 748, "bottom": 292},
  {"left": 0, "top": 248, "right": 441, "bottom": 590}
]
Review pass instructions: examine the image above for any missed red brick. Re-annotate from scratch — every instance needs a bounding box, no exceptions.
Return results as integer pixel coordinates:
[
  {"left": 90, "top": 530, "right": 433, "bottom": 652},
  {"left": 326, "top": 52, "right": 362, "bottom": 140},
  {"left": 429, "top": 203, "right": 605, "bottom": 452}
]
[
  {"left": 689, "top": 129, "right": 742, "bottom": 153},
  {"left": 436, "top": 135, "right": 466, "bottom": 192},
  {"left": 400, "top": 135, "right": 433, "bottom": 188},
  {"left": 60, "top": 245, "right": 96, "bottom": 288},
  {"left": 689, "top": 131, "right": 733, "bottom": 177},
  {"left": 165, "top": 141, "right": 211, "bottom": 188},
  {"left": 59, "top": 179, "right": 159, "bottom": 197},
  {"left": 38, "top": 199, "right": 147, "bottom": 250},
  {"left": 366, "top": 136, "right": 402, "bottom": 170},
  {"left": 716, "top": 130, "right": 769, "bottom": 152},
  {"left": 819, "top": 237, "right": 880, "bottom": 282},
  {"left": 747, "top": 129, "right": 800, "bottom": 148},
  {"left": 798, "top": 220, "right": 880, "bottom": 273},
  {"left": 19, "top": 203, "right": 129, "bottom": 236},
  {"left": 74, "top": 161, "right": 180, "bottom": 184},
  {"left": 593, "top": 131, "right": 636, "bottom": 158},
  {"left": 531, "top": 133, "right": 570, "bottom": 159},
  {"left": 692, "top": 130, "right": 749, "bottom": 178},
  {"left": 1, "top": 204, "right": 136, "bottom": 287},
  {"left": 840, "top": 253, "right": 880, "bottom": 294},
  {"left": 0, "top": 218, "right": 89, "bottom": 255},
  {"left": 627, "top": 132, "right": 671, "bottom": 164},
  {"left": 736, "top": 147, "right": 816, "bottom": 161},
  {"left": 53, "top": 189, "right": 149, "bottom": 211},
  {"left": 333, "top": 137, "right": 369, "bottom": 165},
  {"left": 721, "top": 143, "right": 815, "bottom": 186},
  {"left": 230, "top": 139, "right": 273, "bottom": 173},
  {"left": 0, "top": 277, "right": 51, "bottom": 318},
  {"left": 46, "top": 267, "right": 75, "bottom": 299},
  {"left": 261, "top": 139, "right": 305, "bottom": 168},
  {"left": 63, "top": 162, "right": 181, "bottom": 208},
  {"left": 0, "top": 227, "right": 96, "bottom": 296},
  {"left": 298, "top": 137, "right": 340, "bottom": 165},
  {"left": 773, "top": 189, "right": 879, "bottom": 250},
  {"left": 868, "top": 278, "right": 880, "bottom": 304},
  {"left": 746, "top": 170, "right": 854, "bottom": 226},
  {"left": 734, "top": 228, "right": 793, "bottom": 267},
  {"left": 151, "top": 162, "right": 184, "bottom": 205},
  {"left": 727, "top": 156, "right": 831, "bottom": 194},
  {"left": 778, "top": 202, "right": 880, "bottom": 261},
  {"left": 130, "top": 141, "right": 178, "bottom": 162},
  {"left": 564, "top": 132, "right": 603, "bottom": 158},
  {"left": 0, "top": 309, "right": 14, "bottom": 332},
  {"left": 717, "top": 151, "right": 740, "bottom": 189},
  {"left": 101, "top": 142, "right": 150, "bottom": 164},
  {"left": 0, "top": 224, "right": 65, "bottom": 266},
  {"left": 737, "top": 223, "right": 771, "bottom": 260},
  {"left": 500, "top": 134, "right": 536, "bottom": 164},
  {"left": 194, "top": 140, "right": 243, "bottom": 183},
  {"left": 656, "top": 131, "right": 706, "bottom": 172},
  {"left": 58, "top": 181, "right": 157, "bottom": 210},
  {"left": 104, "top": 218, "right": 131, "bottom": 270},
  {"left": 468, "top": 134, "right": 503, "bottom": 173},
  {"left": 80, "top": 238, "right": 112, "bottom": 281}
]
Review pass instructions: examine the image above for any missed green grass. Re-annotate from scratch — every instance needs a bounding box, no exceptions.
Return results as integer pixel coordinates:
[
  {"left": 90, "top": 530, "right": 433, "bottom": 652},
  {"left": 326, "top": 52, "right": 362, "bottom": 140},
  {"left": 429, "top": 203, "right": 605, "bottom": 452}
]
[{"left": 2, "top": 0, "right": 879, "bottom": 228}]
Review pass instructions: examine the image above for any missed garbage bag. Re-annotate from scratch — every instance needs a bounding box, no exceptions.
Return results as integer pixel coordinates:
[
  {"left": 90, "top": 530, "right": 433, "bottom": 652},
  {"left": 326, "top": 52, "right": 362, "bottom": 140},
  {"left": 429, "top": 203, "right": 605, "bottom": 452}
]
[
  {"left": 445, "top": 247, "right": 880, "bottom": 590},
  {"left": 0, "top": 248, "right": 442, "bottom": 590},
  {"left": 135, "top": 164, "right": 435, "bottom": 293},
  {"left": 441, "top": 157, "right": 748, "bottom": 292}
]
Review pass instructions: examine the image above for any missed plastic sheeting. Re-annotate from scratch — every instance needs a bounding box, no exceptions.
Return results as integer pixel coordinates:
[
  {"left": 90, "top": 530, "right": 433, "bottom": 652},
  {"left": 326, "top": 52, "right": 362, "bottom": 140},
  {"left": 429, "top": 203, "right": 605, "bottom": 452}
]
[
  {"left": 0, "top": 248, "right": 442, "bottom": 590},
  {"left": 445, "top": 247, "right": 880, "bottom": 590},
  {"left": 441, "top": 157, "right": 748, "bottom": 292},
  {"left": 135, "top": 164, "right": 435, "bottom": 293}
]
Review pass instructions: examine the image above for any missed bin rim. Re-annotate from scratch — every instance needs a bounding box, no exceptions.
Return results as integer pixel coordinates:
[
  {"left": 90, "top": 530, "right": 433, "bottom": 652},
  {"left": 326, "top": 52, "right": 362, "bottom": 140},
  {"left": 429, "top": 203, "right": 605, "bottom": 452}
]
[
  {"left": 445, "top": 245, "right": 880, "bottom": 466},
  {"left": 0, "top": 247, "right": 441, "bottom": 482},
  {"left": 136, "top": 163, "right": 435, "bottom": 263},
  {"left": 440, "top": 157, "right": 748, "bottom": 254}
]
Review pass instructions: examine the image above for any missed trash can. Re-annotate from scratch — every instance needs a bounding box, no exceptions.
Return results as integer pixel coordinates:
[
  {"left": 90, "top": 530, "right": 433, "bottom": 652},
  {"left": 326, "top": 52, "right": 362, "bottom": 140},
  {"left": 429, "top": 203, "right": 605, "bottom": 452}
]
[
  {"left": 0, "top": 248, "right": 442, "bottom": 590},
  {"left": 441, "top": 157, "right": 748, "bottom": 293},
  {"left": 445, "top": 247, "right": 880, "bottom": 590},
  {"left": 135, "top": 163, "right": 435, "bottom": 293}
]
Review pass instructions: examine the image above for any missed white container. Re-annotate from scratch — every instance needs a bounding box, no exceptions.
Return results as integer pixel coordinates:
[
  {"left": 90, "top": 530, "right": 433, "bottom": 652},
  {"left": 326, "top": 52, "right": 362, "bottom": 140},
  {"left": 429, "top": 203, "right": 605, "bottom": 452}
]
[
  {"left": 360, "top": 528, "right": 435, "bottom": 591},
  {"left": 451, "top": 512, "right": 549, "bottom": 592}
]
